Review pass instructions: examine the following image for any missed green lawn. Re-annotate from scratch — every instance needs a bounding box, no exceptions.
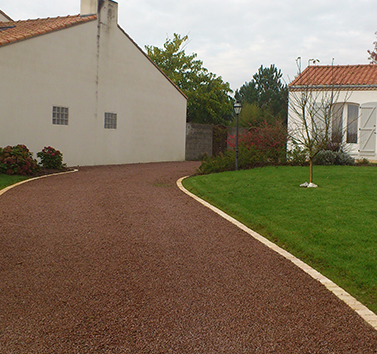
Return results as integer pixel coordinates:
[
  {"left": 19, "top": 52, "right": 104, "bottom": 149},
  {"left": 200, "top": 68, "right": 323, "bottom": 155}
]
[
  {"left": 0, "top": 174, "right": 29, "bottom": 190},
  {"left": 183, "top": 165, "right": 377, "bottom": 313}
]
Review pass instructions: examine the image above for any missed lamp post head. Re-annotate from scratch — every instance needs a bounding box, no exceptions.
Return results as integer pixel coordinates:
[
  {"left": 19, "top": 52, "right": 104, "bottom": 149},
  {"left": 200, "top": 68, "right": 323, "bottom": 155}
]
[{"left": 234, "top": 101, "right": 242, "bottom": 115}]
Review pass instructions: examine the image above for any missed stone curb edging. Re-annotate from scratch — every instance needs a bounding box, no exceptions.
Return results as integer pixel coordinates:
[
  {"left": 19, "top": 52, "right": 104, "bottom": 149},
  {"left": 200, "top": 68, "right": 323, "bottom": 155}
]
[
  {"left": 177, "top": 176, "right": 377, "bottom": 331},
  {"left": 0, "top": 169, "right": 79, "bottom": 197}
]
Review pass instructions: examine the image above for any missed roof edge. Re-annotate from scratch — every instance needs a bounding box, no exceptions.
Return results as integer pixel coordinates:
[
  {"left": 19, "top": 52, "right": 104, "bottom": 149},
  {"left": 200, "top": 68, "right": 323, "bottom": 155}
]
[
  {"left": 0, "top": 9, "right": 13, "bottom": 21},
  {"left": 0, "top": 14, "right": 97, "bottom": 48},
  {"left": 117, "top": 24, "right": 188, "bottom": 101}
]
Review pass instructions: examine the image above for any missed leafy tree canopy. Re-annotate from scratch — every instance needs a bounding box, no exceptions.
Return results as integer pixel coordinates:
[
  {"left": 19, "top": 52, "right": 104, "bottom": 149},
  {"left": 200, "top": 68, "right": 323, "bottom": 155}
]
[
  {"left": 235, "top": 64, "right": 288, "bottom": 126},
  {"left": 146, "top": 34, "right": 234, "bottom": 125}
]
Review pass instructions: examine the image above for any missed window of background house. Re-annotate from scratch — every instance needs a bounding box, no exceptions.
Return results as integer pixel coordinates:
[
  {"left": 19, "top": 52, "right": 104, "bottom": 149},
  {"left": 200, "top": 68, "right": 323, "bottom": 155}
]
[
  {"left": 331, "top": 103, "right": 343, "bottom": 144},
  {"left": 104, "top": 112, "right": 117, "bottom": 129},
  {"left": 52, "top": 106, "right": 69, "bottom": 125},
  {"left": 347, "top": 104, "right": 358, "bottom": 143}
]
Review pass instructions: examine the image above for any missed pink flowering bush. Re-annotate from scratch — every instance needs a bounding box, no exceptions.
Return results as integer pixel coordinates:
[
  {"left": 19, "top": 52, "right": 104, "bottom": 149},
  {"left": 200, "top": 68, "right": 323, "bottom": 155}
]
[
  {"left": 227, "top": 121, "right": 287, "bottom": 164},
  {"left": 0, "top": 144, "right": 39, "bottom": 175},
  {"left": 37, "top": 146, "right": 64, "bottom": 169},
  {"left": 198, "top": 120, "right": 287, "bottom": 174}
]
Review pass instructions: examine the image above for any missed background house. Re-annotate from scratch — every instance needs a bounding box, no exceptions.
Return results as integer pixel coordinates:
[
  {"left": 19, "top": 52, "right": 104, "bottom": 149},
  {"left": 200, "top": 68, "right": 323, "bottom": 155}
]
[
  {"left": 0, "top": 0, "right": 187, "bottom": 166},
  {"left": 288, "top": 65, "right": 377, "bottom": 161}
]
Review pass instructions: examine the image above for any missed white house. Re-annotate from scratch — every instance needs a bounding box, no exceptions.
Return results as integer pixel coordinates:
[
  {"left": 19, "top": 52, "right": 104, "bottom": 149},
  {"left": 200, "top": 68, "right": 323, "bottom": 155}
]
[
  {"left": 0, "top": 0, "right": 187, "bottom": 166},
  {"left": 288, "top": 65, "right": 377, "bottom": 161}
]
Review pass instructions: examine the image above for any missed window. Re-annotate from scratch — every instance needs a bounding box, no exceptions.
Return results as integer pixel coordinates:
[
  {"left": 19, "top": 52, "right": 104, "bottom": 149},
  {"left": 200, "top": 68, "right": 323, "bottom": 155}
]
[
  {"left": 104, "top": 112, "right": 117, "bottom": 129},
  {"left": 52, "top": 106, "right": 69, "bottom": 125},
  {"left": 331, "top": 103, "right": 344, "bottom": 144},
  {"left": 347, "top": 104, "right": 359, "bottom": 143}
]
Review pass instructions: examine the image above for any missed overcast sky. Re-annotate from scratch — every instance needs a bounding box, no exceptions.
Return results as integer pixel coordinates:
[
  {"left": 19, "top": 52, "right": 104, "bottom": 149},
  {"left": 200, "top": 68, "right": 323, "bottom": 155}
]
[{"left": 2, "top": 0, "right": 377, "bottom": 93}]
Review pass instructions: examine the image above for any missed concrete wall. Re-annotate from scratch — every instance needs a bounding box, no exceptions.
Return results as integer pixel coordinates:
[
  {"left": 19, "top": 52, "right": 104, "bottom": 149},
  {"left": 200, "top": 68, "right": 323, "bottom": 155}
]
[
  {"left": 0, "top": 0, "right": 187, "bottom": 166},
  {"left": 185, "top": 123, "right": 213, "bottom": 160},
  {"left": 185, "top": 123, "right": 243, "bottom": 160}
]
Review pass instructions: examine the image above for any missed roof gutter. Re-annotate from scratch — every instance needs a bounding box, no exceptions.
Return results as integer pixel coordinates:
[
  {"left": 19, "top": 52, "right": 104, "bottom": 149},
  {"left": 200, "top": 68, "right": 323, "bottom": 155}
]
[{"left": 289, "top": 84, "right": 377, "bottom": 91}]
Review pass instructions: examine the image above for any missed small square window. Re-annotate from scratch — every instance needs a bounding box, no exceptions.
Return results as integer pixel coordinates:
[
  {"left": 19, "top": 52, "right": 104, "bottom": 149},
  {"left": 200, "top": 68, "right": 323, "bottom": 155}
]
[
  {"left": 104, "top": 112, "right": 117, "bottom": 129},
  {"left": 52, "top": 106, "right": 69, "bottom": 125}
]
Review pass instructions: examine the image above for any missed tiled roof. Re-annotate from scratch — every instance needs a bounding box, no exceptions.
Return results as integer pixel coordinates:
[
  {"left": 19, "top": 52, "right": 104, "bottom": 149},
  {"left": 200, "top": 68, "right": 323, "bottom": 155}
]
[
  {"left": 289, "top": 65, "right": 377, "bottom": 89},
  {"left": 0, "top": 14, "right": 97, "bottom": 47}
]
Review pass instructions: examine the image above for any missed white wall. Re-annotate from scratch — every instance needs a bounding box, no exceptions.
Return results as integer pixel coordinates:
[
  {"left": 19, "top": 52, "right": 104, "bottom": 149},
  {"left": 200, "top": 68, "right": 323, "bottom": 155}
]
[
  {"left": 0, "top": 21, "right": 99, "bottom": 166},
  {"left": 0, "top": 3, "right": 187, "bottom": 166}
]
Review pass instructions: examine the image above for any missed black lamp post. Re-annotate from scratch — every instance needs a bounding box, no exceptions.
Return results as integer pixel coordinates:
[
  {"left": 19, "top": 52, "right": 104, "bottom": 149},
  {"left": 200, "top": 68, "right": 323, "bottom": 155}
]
[{"left": 234, "top": 101, "right": 242, "bottom": 170}]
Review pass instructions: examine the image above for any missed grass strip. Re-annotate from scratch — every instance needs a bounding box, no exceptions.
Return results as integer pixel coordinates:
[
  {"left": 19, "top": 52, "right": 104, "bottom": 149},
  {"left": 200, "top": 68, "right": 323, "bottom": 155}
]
[{"left": 0, "top": 174, "right": 29, "bottom": 190}]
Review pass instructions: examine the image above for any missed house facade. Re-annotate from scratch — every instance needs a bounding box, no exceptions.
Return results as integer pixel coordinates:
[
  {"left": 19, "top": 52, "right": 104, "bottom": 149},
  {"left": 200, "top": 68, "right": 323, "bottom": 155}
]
[
  {"left": 0, "top": 0, "right": 187, "bottom": 166},
  {"left": 288, "top": 65, "right": 377, "bottom": 161}
]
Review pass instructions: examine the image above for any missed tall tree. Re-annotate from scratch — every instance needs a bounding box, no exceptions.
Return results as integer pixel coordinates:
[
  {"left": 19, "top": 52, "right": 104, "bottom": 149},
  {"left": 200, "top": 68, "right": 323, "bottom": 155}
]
[
  {"left": 235, "top": 64, "right": 288, "bottom": 126},
  {"left": 146, "top": 34, "right": 234, "bottom": 125}
]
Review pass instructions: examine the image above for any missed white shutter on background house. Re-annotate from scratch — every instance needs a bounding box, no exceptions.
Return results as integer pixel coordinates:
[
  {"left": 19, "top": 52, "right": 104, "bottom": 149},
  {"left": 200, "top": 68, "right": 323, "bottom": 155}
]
[{"left": 359, "top": 103, "right": 377, "bottom": 155}]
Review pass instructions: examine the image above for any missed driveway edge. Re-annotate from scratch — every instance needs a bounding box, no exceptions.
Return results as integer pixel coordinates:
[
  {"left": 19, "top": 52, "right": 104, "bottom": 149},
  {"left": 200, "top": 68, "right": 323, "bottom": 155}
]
[
  {"left": 177, "top": 176, "right": 377, "bottom": 331},
  {"left": 0, "top": 169, "right": 79, "bottom": 197}
]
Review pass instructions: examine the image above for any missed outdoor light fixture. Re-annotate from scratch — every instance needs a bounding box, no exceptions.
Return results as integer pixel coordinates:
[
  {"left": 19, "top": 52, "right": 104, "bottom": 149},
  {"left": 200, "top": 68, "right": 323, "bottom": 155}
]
[
  {"left": 234, "top": 101, "right": 242, "bottom": 170},
  {"left": 234, "top": 101, "right": 242, "bottom": 115}
]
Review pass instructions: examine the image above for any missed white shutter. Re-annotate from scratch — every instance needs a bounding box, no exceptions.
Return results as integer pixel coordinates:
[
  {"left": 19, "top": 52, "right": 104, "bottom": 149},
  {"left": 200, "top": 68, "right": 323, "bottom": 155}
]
[{"left": 359, "top": 103, "right": 377, "bottom": 155}]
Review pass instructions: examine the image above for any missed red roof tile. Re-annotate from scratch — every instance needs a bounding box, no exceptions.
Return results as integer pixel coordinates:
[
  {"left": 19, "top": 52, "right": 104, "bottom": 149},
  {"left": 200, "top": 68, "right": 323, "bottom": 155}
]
[
  {"left": 289, "top": 65, "right": 377, "bottom": 89},
  {"left": 0, "top": 15, "right": 97, "bottom": 47}
]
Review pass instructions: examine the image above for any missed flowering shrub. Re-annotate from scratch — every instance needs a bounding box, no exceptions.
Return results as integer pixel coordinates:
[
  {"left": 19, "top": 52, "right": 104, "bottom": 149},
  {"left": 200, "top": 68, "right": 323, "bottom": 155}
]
[
  {"left": 37, "top": 146, "right": 64, "bottom": 169},
  {"left": 228, "top": 121, "right": 287, "bottom": 164},
  {"left": 198, "top": 121, "right": 287, "bottom": 174},
  {"left": 0, "top": 144, "right": 39, "bottom": 175}
]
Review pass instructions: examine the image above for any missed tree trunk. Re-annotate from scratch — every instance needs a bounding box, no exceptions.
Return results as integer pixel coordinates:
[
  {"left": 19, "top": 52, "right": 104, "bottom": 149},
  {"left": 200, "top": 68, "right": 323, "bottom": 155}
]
[{"left": 309, "top": 158, "right": 313, "bottom": 184}]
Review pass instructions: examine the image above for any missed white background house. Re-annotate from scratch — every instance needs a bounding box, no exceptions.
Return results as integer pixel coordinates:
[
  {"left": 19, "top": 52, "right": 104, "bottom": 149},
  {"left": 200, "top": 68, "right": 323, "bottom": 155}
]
[
  {"left": 288, "top": 65, "right": 377, "bottom": 161},
  {"left": 0, "top": 0, "right": 187, "bottom": 166}
]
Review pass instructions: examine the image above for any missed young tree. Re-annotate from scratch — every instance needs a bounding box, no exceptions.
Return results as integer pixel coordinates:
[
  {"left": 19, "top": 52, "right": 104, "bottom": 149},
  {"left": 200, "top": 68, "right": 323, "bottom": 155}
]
[
  {"left": 288, "top": 60, "right": 351, "bottom": 185},
  {"left": 367, "top": 31, "right": 377, "bottom": 64},
  {"left": 235, "top": 64, "right": 288, "bottom": 126},
  {"left": 145, "top": 34, "right": 234, "bottom": 125}
]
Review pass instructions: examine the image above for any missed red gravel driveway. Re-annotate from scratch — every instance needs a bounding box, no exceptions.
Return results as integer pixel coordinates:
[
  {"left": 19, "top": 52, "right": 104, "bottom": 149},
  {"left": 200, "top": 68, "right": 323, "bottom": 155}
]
[{"left": 1, "top": 161, "right": 377, "bottom": 353}]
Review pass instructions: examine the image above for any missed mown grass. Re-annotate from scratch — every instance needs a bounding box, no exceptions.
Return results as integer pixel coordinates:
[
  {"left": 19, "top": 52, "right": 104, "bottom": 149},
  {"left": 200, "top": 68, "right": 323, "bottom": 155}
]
[
  {"left": 0, "top": 174, "right": 29, "bottom": 190},
  {"left": 183, "top": 165, "right": 377, "bottom": 313}
]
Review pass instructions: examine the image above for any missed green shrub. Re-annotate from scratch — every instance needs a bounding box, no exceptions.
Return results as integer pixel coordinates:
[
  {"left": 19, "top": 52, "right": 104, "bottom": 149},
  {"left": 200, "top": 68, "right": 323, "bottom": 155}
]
[
  {"left": 313, "top": 150, "right": 355, "bottom": 166},
  {"left": 37, "top": 146, "right": 64, "bottom": 169},
  {"left": 198, "top": 144, "right": 270, "bottom": 175},
  {"left": 0, "top": 144, "right": 39, "bottom": 176}
]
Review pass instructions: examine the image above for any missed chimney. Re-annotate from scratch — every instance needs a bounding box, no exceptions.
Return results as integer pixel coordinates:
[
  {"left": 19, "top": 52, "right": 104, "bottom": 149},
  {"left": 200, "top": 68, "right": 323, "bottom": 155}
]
[
  {"left": 80, "top": 0, "right": 98, "bottom": 16},
  {"left": 80, "top": 0, "right": 118, "bottom": 26}
]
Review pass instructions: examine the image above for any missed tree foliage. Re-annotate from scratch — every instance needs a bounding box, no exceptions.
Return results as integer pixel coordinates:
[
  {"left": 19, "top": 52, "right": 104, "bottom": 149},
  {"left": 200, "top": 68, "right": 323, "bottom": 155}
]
[
  {"left": 367, "top": 31, "right": 377, "bottom": 64},
  {"left": 146, "top": 34, "right": 234, "bottom": 125},
  {"left": 235, "top": 65, "right": 288, "bottom": 127}
]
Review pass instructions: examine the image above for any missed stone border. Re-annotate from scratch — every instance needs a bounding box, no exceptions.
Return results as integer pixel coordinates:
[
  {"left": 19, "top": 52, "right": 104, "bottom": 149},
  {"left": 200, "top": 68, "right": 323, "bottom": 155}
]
[
  {"left": 177, "top": 176, "right": 377, "bottom": 330},
  {"left": 0, "top": 169, "right": 79, "bottom": 197}
]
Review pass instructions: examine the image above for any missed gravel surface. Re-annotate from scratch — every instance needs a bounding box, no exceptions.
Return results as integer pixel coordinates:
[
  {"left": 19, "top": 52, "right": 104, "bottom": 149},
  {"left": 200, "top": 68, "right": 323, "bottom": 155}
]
[{"left": 1, "top": 161, "right": 377, "bottom": 353}]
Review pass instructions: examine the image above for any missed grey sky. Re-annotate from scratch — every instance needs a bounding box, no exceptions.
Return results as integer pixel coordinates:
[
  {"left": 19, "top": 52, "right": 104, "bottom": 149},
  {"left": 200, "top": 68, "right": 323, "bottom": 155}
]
[{"left": 1, "top": 0, "right": 376, "bottom": 93}]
